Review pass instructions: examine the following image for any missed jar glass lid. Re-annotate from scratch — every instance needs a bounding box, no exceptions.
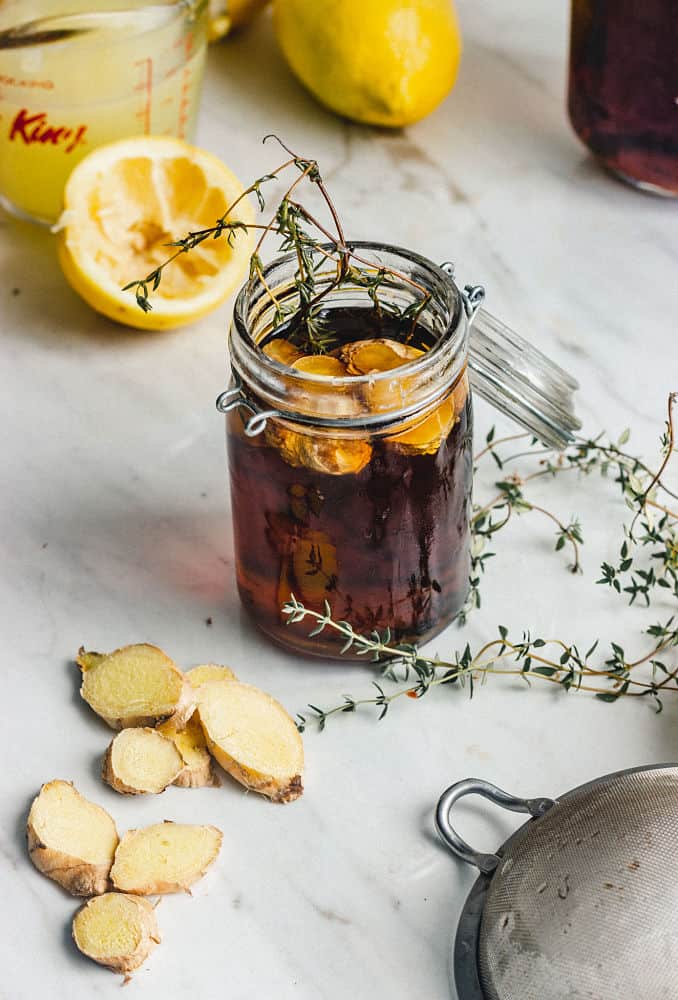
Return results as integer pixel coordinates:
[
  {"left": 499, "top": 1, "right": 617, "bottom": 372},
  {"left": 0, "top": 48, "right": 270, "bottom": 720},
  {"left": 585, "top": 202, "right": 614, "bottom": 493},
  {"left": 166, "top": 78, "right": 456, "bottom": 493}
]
[{"left": 440, "top": 263, "right": 581, "bottom": 450}]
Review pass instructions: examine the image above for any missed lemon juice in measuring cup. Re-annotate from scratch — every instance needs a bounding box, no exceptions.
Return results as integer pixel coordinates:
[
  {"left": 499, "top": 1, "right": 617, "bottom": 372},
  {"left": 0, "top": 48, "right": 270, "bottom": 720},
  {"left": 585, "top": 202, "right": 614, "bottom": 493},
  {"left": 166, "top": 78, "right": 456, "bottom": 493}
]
[{"left": 0, "top": 0, "right": 207, "bottom": 224}]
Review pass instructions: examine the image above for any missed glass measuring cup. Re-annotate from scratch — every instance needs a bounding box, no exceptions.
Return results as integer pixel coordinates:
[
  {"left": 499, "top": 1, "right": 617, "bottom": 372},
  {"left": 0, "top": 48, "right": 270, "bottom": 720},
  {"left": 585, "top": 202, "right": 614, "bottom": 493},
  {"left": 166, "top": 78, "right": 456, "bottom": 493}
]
[{"left": 0, "top": 0, "right": 208, "bottom": 224}]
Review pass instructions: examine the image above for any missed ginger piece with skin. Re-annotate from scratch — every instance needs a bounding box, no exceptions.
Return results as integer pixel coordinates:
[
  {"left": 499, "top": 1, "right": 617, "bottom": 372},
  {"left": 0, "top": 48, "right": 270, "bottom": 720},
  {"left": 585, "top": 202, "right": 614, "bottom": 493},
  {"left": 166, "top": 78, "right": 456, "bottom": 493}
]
[
  {"left": 196, "top": 680, "right": 304, "bottom": 803},
  {"left": 388, "top": 396, "right": 457, "bottom": 455},
  {"left": 102, "top": 727, "right": 184, "bottom": 795},
  {"left": 111, "top": 822, "right": 222, "bottom": 894},
  {"left": 262, "top": 338, "right": 303, "bottom": 366},
  {"left": 185, "top": 663, "right": 238, "bottom": 688},
  {"left": 27, "top": 780, "right": 119, "bottom": 896},
  {"left": 292, "top": 355, "right": 347, "bottom": 377},
  {"left": 72, "top": 893, "right": 160, "bottom": 980},
  {"left": 340, "top": 337, "right": 425, "bottom": 414},
  {"left": 157, "top": 713, "right": 221, "bottom": 788},
  {"left": 339, "top": 338, "right": 423, "bottom": 375},
  {"left": 75, "top": 648, "right": 106, "bottom": 671},
  {"left": 78, "top": 643, "right": 193, "bottom": 730},
  {"left": 266, "top": 422, "right": 372, "bottom": 476}
]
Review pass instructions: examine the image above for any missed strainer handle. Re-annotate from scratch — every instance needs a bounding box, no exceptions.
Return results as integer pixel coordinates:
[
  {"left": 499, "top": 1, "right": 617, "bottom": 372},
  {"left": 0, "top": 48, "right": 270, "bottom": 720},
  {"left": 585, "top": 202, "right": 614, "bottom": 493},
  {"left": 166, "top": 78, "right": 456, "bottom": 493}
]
[{"left": 435, "top": 778, "right": 556, "bottom": 875}]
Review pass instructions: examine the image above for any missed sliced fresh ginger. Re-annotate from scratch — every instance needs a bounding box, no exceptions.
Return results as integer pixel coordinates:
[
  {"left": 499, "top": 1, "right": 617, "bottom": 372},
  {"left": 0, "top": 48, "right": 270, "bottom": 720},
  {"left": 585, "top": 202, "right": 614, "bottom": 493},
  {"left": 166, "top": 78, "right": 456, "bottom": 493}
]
[
  {"left": 388, "top": 396, "right": 457, "bottom": 455},
  {"left": 27, "top": 780, "right": 119, "bottom": 896},
  {"left": 185, "top": 663, "right": 238, "bottom": 688},
  {"left": 196, "top": 680, "right": 304, "bottom": 803},
  {"left": 102, "top": 727, "right": 184, "bottom": 795},
  {"left": 266, "top": 421, "right": 372, "bottom": 476},
  {"left": 72, "top": 892, "right": 160, "bottom": 979},
  {"left": 78, "top": 643, "right": 192, "bottom": 730},
  {"left": 157, "top": 713, "right": 220, "bottom": 788},
  {"left": 261, "top": 338, "right": 303, "bottom": 366},
  {"left": 75, "top": 648, "right": 106, "bottom": 671},
  {"left": 111, "top": 821, "right": 222, "bottom": 895},
  {"left": 339, "top": 338, "right": 423, "bottom": 375},
  {"left": 292, "top": 355, "right": 348, "bottom": 377}
]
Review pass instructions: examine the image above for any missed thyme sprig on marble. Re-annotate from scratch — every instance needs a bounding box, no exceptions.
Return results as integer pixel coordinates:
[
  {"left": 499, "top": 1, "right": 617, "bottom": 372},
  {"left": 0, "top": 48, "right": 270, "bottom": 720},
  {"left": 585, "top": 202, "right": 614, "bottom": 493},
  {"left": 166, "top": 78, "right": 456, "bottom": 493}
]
[
  {"left": 289, "top": 396, "right": 678, "bottom": 729},
  {"left": 288, "top": 598, "right": 678, "bottom": 731},
  {"left": 123, "top": 136, "right": 431, "bottom": 352},
  {"left": 460, "top": 393, "right": 678, "bottom": 620}
]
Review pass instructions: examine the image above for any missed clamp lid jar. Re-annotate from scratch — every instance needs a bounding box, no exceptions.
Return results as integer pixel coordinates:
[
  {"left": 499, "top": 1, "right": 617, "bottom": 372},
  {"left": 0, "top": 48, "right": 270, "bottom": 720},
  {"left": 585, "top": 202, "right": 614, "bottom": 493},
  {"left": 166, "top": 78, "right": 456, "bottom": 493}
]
[{"left": 219, "top": 243, "right": 579, "bottom": 658}]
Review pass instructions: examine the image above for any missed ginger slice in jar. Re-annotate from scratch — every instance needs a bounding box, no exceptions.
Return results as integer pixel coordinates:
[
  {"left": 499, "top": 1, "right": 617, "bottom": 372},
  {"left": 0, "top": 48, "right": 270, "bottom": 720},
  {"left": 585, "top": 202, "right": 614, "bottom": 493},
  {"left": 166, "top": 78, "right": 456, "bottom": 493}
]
[
  {"left": 266, "top": 421, "right": 372, "bottom": 476},
  {"left": 27, "top": 780, "right": 119, "bottom": 896},
  {"left": 102, "top": 728, "right": 184, "bottom": 795},
  {"left": 196, "top": 680, "right": 304, "bottom": 802},
  {"left": 78, "top": 643, "right": 192, "bottom": 730},
  {"left": 292, "top": 355, "right": 348, "bottom": 377},
  {"left": 388, "top": 395, "right": 458, "bottom": 455},
  {"left": 157, "top": 713, "right": 221, "bottom": 789},
  {"left": 341, "top": 338, "right": 425, "bottom": 413},
  {"left": 339, "top": 338, "right": 424, "bottom": 375},
  {"left": 111, "top": 822, "right": 222, "bottom": 895},
  {"left": 291, "top": 529, "right": 339, "bottom": 604},
  {"left": 72, "top": 893, "right": 160, "bottom": 980},
  {"left": 261, "top": 338, "right": 304, "bottom": 366},
  {"left": 265, "top": 353, "right": 371, "bottom": 474}
]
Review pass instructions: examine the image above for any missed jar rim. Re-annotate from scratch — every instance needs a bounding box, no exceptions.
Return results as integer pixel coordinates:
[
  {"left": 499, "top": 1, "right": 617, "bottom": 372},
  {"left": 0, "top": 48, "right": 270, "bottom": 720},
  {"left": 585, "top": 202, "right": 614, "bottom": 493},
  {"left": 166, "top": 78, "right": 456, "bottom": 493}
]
[{"left": 228, "top": 241, "right": 468, "bottom": 429}]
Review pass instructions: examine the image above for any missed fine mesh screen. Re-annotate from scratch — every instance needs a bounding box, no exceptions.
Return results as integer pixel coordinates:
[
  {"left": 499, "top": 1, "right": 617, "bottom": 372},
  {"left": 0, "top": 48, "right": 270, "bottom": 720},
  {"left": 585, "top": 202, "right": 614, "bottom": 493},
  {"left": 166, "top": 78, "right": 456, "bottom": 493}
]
[{"left": 478, "top": 767, "right": 678, "bottom": 1000}]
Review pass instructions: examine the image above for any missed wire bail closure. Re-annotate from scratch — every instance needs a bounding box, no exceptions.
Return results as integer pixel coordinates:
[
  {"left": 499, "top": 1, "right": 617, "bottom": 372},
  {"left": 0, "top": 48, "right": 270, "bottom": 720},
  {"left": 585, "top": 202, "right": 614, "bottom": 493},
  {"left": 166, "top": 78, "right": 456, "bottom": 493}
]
[{"left": 215, "top": 383, "right": 281, "bottom": 437}]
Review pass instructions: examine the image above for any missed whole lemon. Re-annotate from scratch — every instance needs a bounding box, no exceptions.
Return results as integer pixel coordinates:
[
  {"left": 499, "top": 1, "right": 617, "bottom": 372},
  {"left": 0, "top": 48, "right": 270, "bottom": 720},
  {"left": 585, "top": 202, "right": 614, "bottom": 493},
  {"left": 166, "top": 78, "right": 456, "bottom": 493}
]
[{"left": 273, "top": 0, "right": 462, "bottom": 127}]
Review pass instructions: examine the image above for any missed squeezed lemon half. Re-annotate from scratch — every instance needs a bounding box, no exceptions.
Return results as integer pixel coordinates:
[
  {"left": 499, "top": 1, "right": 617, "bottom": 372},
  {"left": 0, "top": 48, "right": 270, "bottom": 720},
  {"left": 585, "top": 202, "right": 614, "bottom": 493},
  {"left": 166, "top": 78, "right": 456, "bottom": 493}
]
[{"left": 57, "top": 136, "right": 254, "bottom": 331}]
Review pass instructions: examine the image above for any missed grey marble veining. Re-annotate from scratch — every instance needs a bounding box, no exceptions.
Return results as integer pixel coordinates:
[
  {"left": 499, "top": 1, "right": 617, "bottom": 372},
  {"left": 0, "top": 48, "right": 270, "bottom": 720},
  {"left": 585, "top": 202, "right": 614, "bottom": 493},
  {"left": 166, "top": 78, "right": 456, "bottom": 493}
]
[{"left": 2, "top": 2, "right": 677, "bottom": 998}]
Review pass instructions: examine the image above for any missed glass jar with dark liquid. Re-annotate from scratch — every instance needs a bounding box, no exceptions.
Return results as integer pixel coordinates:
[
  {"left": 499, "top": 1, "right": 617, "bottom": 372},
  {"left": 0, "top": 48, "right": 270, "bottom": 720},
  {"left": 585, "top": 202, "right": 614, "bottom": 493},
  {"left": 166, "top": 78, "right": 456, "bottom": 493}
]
[
  {"left": 568, "top": 0, "right": 678, "bottom": 195},
  {"left": 220, "top": 244, "right": 581, "bottom": 659}
]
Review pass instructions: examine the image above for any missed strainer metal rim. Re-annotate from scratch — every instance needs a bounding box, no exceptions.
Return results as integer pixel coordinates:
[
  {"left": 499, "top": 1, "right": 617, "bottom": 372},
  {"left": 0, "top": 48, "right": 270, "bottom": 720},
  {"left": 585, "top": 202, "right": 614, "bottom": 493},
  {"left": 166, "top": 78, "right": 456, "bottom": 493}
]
[{"left": 443, "top": 762, "right": 678, "bottom": 1000}]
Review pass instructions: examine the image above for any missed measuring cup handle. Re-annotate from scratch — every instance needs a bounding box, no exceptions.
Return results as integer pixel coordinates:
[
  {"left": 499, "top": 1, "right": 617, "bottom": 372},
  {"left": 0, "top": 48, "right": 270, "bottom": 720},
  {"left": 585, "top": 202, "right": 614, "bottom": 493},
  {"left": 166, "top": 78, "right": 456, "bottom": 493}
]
[{"left": 435, "top": 778, "right": 556, "bottom": 874}]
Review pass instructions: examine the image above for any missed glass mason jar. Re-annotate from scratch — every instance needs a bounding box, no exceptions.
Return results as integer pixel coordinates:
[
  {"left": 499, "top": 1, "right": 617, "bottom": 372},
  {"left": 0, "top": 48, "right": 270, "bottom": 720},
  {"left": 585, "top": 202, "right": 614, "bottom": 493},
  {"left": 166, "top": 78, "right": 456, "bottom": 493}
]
[
  {"left": 221, "top": 244, "right": 580, "bottom": 660},
  {"left": 568, "top": 0, "right": 678, "bottom": 196}
]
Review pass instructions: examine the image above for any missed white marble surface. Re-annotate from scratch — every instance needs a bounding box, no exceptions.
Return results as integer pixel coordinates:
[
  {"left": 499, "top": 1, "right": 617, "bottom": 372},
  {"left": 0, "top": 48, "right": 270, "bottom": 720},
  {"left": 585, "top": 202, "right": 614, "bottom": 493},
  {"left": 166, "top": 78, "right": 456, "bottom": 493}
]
[{"left": 1, "top": 3, "right": 677, "bottom": 998}]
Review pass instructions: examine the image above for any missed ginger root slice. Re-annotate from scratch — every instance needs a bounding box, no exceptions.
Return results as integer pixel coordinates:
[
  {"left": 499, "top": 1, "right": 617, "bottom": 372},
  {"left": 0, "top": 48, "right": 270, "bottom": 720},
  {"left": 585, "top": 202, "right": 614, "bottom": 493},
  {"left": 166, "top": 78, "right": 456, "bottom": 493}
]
[
  {"left": 111, "top": 821, "right": 222, "bottom": 895},
  {"left": 261, "top": 338, "right": 303, "bottom": 366},
  {"left": 157, "top": 713, "right": 220, "bottom": 789},
  {"left": 196, "top": 680, "right": 304, "bottom": 803},
  {"left": 27, "top": 780, "right": 119, "bottom": 896},
  {"left": 339, "top": 337, "right": 424, "bottom": 375},
  {"left": 75, "top": 647, "right": 106, "bottom": 672},
  {"left": 185, "top": 663, "right": 238, "bottom": 688},
  {"left": 72, "top": 892, "right": 160, "bottom": 979},
  {"left": 102, "top": 727, "right": 184, "bottom": 795},
  {"left": 78, "top": 643, "right": 193, "bottom": 730}
]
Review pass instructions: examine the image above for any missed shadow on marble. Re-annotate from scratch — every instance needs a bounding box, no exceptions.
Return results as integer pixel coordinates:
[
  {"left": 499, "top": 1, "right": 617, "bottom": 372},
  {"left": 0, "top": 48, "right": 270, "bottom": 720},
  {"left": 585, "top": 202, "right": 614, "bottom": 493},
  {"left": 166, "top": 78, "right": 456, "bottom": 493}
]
[
  {"left": 0, "top": 213, "right": 197, "bottom": 349},
  {"left": 205, "top": 14, "right": 335, "bottom": 141},
  {"left": 14, "top": 792, "right": 34, "bottom": 863}
]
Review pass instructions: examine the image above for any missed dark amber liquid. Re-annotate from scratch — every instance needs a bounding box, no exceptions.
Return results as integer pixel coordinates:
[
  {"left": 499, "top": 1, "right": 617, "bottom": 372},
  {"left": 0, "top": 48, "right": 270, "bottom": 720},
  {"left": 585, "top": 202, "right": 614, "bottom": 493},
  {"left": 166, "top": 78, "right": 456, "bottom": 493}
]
[
  {"left": 227, "top": 310, "right": 473, "bottom": 659},
  {"left": 568, "top": 0, "right": 678, "bottom": 193}
]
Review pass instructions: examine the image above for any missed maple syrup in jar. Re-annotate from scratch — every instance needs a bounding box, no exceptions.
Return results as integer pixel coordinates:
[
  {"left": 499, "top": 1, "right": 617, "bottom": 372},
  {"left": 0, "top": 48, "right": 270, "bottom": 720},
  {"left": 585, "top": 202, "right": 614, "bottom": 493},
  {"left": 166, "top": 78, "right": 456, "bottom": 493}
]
[
  {"left": 568, "top": 0, "right": 678, "bottom": 195},
  {"left": 224, "top": 245, "right": 473, "bottom": 659}
]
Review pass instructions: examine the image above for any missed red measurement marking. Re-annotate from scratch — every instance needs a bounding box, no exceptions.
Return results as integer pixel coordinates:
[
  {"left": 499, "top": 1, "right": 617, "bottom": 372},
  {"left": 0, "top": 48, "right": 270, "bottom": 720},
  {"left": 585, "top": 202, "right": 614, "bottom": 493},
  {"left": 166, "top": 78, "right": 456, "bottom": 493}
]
[
  {"left": 177, "top": 64, "right": 194, "bottom": 139},
  {"left": 134, "top": 58, "right": 153, "bottom": 135}
]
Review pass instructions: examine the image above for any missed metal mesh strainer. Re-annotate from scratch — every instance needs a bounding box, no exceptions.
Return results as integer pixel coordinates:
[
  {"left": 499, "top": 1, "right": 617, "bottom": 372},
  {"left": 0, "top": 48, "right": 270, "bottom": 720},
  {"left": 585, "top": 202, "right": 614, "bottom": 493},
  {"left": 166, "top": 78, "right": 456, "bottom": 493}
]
[{"left": 436, "top": 766, "right": 678, "bottom": 1000}]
